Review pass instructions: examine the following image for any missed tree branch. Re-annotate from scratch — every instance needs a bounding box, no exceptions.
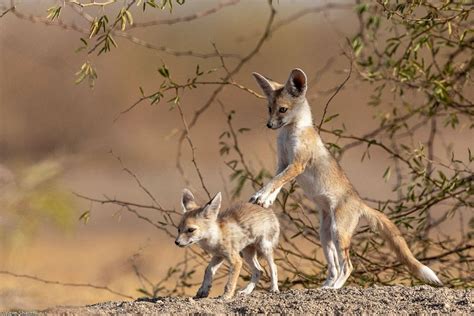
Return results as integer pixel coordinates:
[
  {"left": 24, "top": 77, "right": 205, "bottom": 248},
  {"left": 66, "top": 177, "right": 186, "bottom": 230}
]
[{"left": 0, "top": 270, "right": 133, "bottom": 299}]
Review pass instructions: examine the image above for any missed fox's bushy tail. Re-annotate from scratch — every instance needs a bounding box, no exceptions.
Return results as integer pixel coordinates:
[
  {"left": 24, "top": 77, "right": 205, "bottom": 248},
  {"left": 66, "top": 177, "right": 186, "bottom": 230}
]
[{"left": 362, "top": 206, "right": 443, "bottom": 286}]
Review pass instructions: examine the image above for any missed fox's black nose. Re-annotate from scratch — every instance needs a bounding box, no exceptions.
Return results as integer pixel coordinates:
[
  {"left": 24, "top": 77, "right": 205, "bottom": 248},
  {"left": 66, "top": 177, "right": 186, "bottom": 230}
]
[
  {"left": 175, "top": 240, "right": 180, "bottom": 246},
  {"left": 266, "top": 122, "right": 272, "bottom": 129}
]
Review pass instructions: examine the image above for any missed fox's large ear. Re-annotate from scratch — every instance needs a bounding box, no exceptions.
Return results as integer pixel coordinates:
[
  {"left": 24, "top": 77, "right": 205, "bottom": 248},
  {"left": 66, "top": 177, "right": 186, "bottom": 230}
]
[
  {"left": 181, "top": 188, "right": 198, "bottom": 213},
  {"left": 284, "top": 68, "right": 307, "bottom": 98},
  {"left": 252, "top": 72, "right": 281, "bottom": 98},
  {"left": 202, "top": 192, "right": 221, "bottom": 219}
]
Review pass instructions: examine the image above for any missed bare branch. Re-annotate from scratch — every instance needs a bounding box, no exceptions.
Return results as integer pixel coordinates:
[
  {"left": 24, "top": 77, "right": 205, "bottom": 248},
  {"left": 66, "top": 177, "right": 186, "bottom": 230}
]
[
  {"left": 109, "top": 150, "right": 163, "bottom": 209},
  {"left": 131, "top": 0, "right": 241, "bottom": 28},
  {"left": 112, "top": 31, "right": 242, "bottom": 59},
  {"left": 176, "top": 104, "right": 211, "bottom": 199},
  {"left": 69, "top": 0, "right": 118, "bottom": 8},
  {"left": 176, "top": 0, "right": 276, "bottom": 181},
  {"left": 0, "top": 5, "right": 14, "bottom": 18},
  {"left": 1, "top": 5, "right": 89, "bottom": 34},
  {"left": 318, "top": 51, "right": 353, "bottom": 130},
  {"left": 0, "top": 270, "right": 133, "bottom": 299}
]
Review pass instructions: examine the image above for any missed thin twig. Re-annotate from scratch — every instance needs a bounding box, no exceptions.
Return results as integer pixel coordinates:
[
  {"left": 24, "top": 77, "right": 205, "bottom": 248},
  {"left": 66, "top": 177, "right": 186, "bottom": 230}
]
[
  {"left": 318, "top": 51, "right": 353, "bottom": 130},
  {"left": 113, "top": 31, "right": 242, "bottom": 59},
  {"left": 176, "top": 104, "right": 211, "bottom": 199},
  {"left": 109, "top": 150, "right": 163, "bottom": 209},
  {"left": 115, "top": 79, "right": 263, "bottom": 122},
  {"left": 131, "top": 0, "right": 241, "bottom": 28},
  {"left": 176, "top": 0, "right": 276, "bottom": 181},
  {"left": 0, "top": 270, "right": 133, "bottom": 299},
  {"left": 0, "top": 5, "right": 14, "bottom": 17}
]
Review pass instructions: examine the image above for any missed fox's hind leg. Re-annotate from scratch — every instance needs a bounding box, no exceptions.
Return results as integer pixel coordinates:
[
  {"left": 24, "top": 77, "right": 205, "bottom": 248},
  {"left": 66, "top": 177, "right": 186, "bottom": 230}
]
[
  {"left": 320, "top": 210, "right": 340, "bottom": 288},
  {"left": 259, "top": 240, "right": 279, "bottom": 293},
  {"left": 332, "top": 243, "right": 353, "bottom": 289},
  {"left": 239, "top": 246, "right": 264, "bottom": 295},
  {"left": 330, "top": 206, "right": 358, "bottom": 289}
]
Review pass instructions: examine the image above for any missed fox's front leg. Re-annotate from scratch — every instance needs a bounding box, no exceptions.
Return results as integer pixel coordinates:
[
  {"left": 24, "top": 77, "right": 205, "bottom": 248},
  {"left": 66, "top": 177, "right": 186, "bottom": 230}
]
[
  {"left": 250, "top": 156, "right": 286, "bottom": 208},
  {"left": 195, "top": 256, "right": 223, "bottom": 299},
  {"left": 250, "top": 183, "right": 282, "bottom": 208},
  {"left": 251, "top": 161, "right": 305, "bottom": 208}
]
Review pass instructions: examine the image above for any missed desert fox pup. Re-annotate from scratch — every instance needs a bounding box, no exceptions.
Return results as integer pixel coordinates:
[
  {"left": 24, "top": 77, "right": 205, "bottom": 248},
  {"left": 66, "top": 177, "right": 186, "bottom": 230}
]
[
  {"left": 250, "top": 68, "right": 442, "bottom": 289},
  {"left": 175, "top": 189, "right": 280, "bottom": 299}
]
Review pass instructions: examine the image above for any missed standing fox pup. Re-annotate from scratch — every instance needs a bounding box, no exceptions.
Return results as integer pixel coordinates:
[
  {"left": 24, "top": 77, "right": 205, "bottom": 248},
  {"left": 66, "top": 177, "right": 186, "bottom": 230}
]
[
  {"left": 250, "top": 68, "right": 443, "bottom": 288},
  {"left": 175, "top": 189, "right": 280, "bottom": 299}
]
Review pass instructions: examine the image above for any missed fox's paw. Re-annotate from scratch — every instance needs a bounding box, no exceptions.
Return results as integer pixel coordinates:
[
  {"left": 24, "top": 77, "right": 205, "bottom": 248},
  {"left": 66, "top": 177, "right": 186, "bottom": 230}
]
[
  {"left": 194, "top": 288, "right": 209, "bottom": 299},
  {"left": 217, "top": 293, "right": 233, "bottom": 300},
  {"left": 249, "top": 191, "right": 263, "bottom": 204},
  {"left": 262, "top": 198, "right": 274, "bottom": 208},
  {"left": 322, "top": 276, "right": 338, "bottom": 288},
  {"left": 257, "top": 195, "right": 275, "bottom": 208},
  {"left": 249, "top": 189, "right": 274, "bottom": 208},
  {"left": 269, "top": 288, "right": 280, "bottom": 294},
  {"left": 238, "top": 286, "right": 254, "bottom": 296},
  {"left": 237, "top": 290, "right": 251, "bottom": 296}
]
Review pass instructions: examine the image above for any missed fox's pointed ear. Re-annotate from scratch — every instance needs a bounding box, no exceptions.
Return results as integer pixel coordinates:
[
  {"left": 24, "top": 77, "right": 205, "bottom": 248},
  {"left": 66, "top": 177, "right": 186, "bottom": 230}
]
[
  {"left": 285, "top": 68, "right": 307, "bottom": 98},
  {"left": 181, "top": 188, "right": 198, "bottom": 213},
  {"left": 252, "top": 72, "right": 281, "bottom": 98},
  {"left": 202, "top": 192, "right": 221, "bottom": 219}
]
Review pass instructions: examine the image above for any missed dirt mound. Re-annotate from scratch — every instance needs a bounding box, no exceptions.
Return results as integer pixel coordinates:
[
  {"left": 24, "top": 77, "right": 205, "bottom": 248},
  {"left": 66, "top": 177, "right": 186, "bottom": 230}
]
[{"left": 45, "top": 286, "right": 472, "bottom": 315}]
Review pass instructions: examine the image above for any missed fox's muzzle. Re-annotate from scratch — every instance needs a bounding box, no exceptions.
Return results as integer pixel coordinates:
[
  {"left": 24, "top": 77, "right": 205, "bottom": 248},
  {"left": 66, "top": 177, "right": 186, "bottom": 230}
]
[
  {"left": 175, "top": 236, "right": 195, "bottom": 247},
  {"left": 267, "top": 120, "right": 283, "bottom": 130},
  {"left": 175, "top": 239, "right": 186, "bottom": 247}
]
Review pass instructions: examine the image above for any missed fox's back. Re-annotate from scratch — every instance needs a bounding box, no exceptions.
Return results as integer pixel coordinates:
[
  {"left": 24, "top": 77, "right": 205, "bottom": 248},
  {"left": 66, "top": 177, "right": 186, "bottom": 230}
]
[
  {"left": 219, "top": 202, "right": 276, "bottom": 223},
  {"left": 218, "top": 202, "right": 279, "bottom": 248}
]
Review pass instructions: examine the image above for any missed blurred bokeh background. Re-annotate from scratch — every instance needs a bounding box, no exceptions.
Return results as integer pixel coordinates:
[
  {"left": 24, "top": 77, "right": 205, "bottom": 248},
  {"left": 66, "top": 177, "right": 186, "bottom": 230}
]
[{"left": 0, "top": 0, "right": 472, "bottom": 311}]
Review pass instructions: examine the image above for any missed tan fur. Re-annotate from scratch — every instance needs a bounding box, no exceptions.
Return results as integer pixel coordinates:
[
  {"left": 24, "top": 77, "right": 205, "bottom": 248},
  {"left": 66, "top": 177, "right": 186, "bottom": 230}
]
[
  {"left": 176, "top": 189, "right": 280, "bottom": 299},
  {"left": 251, "top": 68, "right": 442, "bottom": 288}
]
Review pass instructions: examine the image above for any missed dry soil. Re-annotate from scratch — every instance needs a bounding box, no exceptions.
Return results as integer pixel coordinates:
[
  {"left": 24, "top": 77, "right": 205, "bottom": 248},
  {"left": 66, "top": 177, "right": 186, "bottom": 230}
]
[{"left": 40, "top": 285, "right": 472, "bottom": 315}]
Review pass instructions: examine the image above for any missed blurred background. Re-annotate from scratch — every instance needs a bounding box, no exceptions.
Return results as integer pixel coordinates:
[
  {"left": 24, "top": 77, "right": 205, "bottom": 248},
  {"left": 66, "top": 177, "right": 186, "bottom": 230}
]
[{"left": 0, "top": 0, "right": 472, "bottom": 311}]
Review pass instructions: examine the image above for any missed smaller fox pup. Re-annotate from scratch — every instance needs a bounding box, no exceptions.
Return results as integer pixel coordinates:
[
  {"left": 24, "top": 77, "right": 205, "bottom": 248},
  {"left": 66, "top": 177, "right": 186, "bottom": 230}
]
[{"left": 175, "top": 189, "right": 280, "bottom": 299}]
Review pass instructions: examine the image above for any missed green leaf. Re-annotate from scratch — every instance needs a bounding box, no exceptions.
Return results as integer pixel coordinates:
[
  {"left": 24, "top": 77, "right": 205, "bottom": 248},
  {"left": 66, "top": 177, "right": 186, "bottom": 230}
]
[
  {"left": 324, "top": 113, "right": 339, "bottom": 123},
  {"left": 158, "top": 65, "right": 170, "bottom": 78},
  {"left": 382, "top": 166, "right": 391, "bottom": 182},
  {"left": 46, "top": 5, "right": 61, "bottom": 21},
  {"left": 78, "top": 211, "right": 90, "bottom": 224},
  {"left": 75, "top": 61, "right": 98, "bottom": 88}
]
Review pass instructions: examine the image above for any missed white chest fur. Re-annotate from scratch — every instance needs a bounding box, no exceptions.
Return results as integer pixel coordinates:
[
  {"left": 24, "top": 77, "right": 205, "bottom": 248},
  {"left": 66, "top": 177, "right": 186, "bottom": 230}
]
[{"left": 277, "top": 126, "right": 335, "bottom": 211}]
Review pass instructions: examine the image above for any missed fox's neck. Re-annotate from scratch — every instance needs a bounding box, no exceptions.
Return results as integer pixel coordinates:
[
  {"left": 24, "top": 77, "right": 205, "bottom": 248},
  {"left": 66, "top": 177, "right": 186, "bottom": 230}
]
[
  {"left": 199, "top": 223, "right": 221, "bottom": 250},
  {"left": 287, "top": 98, "right": 314, "bottom": 131}
]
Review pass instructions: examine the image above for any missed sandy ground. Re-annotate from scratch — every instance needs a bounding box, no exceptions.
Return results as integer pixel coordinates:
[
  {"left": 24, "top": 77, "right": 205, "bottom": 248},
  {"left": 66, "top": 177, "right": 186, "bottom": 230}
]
[{"left": 42, "top": 286, "right": 472, "bottom": 315}]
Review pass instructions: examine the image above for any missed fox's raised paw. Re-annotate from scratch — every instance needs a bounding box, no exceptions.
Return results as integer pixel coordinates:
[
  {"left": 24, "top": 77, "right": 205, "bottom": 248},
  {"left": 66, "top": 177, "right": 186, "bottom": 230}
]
[
  {"left": 249, "top": 189, "right": 275, "bottom": 208},
  {"left": 249, "top": 192, "right": 261, "bottom": 204}
]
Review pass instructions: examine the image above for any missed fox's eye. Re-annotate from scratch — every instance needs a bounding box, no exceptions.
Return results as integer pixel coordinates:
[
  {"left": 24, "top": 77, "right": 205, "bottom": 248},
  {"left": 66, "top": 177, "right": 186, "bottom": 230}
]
[
  {"left": 187, "top": 227, "right": 196, "bottom": 233},
  {"left": 268, "top": 107, "right": 272, "bottom": 114},
  {"left": 279, "top": 107, "right": 288, "bottom": 113}
]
